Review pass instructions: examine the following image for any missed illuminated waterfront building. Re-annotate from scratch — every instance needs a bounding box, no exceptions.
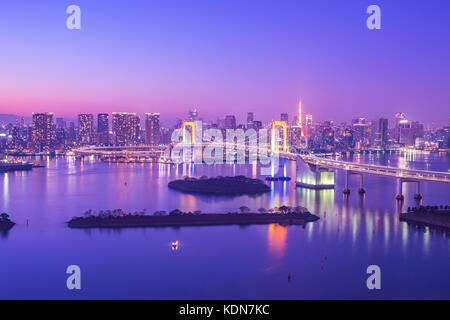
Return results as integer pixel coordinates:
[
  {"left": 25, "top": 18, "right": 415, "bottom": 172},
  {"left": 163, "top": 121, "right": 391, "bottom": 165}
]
[
  {"left": 78, "top": 114, "right": 94, "bottom": 145},
  {"left": 32, "top": 112, "right": 54, "bottom": 152},
  {"left": 112, "top": 113, "right": 139, "bottom": 146},
  {"left": 145, "top": 113, "right": 161, "bottom": 145},
  {"left": 97, "top": 113, "right": 109, "bottom": 145}
]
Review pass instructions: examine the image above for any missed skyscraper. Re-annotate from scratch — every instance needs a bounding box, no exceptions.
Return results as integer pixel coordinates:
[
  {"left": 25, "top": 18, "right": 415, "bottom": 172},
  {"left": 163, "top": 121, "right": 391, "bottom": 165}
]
[
  {"left": 281, "top": 113, "right": 289, "bottom": 123},
  {"left": 97, "top": 113, "right": 109, "bottom": 145},
  {"left": 68, "top": 122, "right": 76, "bottom": 143},
  {"left": 112, "top": 113, "right": 138, "bottom": 146},
  {"left": 399, "top": 120, "right": 414, "bottom": 146},
  {"left": 32, "top": 112, "right": 54, "bottom": 152},
  {"left": 395, "top": 112, "right": 407, "bottom": 143},
  {"left": 351, "top": 118, "right": 371, "bottom": 146},
  {"left": 55, "top": 126, "right": 67, "bottom": 147},
  {"left": 247, "top": 112, "right": 254, "bottom": 129},
  {"left": 55, "top": 117, "right": 67, "bottom": 128},
  {"left": 78, "top": 114, "right": 94, "bottom": 145},
  {"left": 376, "top": 118, "right": 388, "bottom": 148},
  {"left": 145, "top": 113, "right": 161, "bottom": 145},
  {"left": 305, "top": 115, "right": 313, "bottom": 127},
  {"left": 253, "top": 121, "right": 263, "bottom": 130},
  {"left": 224, "top": 115, "right": 236, "bottom": 129},
  {"left": 298, "top": 100, "right": 304, "bottom": 137}
]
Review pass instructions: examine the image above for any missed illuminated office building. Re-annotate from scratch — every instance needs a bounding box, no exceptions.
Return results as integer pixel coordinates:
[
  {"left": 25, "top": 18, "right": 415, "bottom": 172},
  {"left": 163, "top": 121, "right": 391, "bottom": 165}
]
[
  {"left": 78, "top": 114, "right": 94, "bottom": 145},
  {"left": 247, "top": 112, "right": 254, "bottom": 129},
  {"left": 97, "top": 113, "right": 109, "bottom": 145},
  {"left": 224, "top": 115, "right": 236, "bottom": 129},
  {"left": 112, "top": 113, "right": 139, "bottom": 146},
  {"left": 32, "top": 112, "right": 54, "bottom": 151},
  {"left": 375, "top": 118, "right": 388, "bottom": 148},
  {"left": 145, "top": 113, "right": 161, "bottom": 145}
]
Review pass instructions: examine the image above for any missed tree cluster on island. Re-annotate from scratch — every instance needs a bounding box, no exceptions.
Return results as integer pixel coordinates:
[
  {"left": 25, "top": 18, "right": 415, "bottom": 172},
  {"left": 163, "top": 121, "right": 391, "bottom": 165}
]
[{"left": 70, "top": 205, "right": 310, "bottom": 221}]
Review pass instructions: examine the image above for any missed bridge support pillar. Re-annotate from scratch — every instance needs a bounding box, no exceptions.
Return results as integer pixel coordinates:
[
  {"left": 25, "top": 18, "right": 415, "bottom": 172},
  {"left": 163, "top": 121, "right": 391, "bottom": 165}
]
[
  {"left": 396, "top": 178, "right": 404, "bottom": 202},
  {"left": 343, "top": 171, "right": 350, "bottom": 195},
  {"left": 414, "top": 181, "right": 422, "bottom": 201},
  {"left": 343, "top": 171, "right": 365, "bottom": 195},
  {"left": 358, "top": 174, "right": 366, "bottom": 195}
]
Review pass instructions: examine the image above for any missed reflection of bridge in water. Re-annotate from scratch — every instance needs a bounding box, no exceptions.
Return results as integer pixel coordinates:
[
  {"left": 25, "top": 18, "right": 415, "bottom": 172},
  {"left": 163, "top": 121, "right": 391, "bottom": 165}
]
[
  {"left": 172, "top": 141, "right": 450, "bottom": 202},
  {"left": 75, "top": 142, "right": 450, "bottom": 202}
]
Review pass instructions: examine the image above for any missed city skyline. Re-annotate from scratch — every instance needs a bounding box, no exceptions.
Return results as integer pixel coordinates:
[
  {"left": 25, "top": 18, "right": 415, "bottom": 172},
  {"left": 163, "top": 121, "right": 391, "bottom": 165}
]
[
  {"left": 2, "top": 108, "right": 447, "bottom": 154},
  {"left": 1, "top": 1, "right": 450, "bottom": 125},
  {"left": 0, "top": 109, "right": 446, "bottom": 130},
  {"left": 1, "top": 1, "right": 450, "bottom": 302}
]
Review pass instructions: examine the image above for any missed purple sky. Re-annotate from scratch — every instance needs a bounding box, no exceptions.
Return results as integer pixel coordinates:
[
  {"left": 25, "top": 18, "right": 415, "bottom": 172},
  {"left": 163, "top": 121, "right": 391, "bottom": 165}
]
[{"left": 0, "top": 0, "right": 449, "bottom": 126}]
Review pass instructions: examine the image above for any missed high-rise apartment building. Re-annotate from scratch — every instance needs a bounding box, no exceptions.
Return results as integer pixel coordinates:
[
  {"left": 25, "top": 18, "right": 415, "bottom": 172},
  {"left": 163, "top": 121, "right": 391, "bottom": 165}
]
[
  {"left": 97, "top": 113, "right": 109, "bottom": 145},
  {"left": 112, "top": 113, "right": 139, "bottom": 146},
  {"left": 375, "top": 118, "right": 388, "bottom": 148},
  {"left": 247, "top": 112, "right": 254, "bottom": 129},
  {"left": 78, "top": 114, "right": 94, "bottom": 145},
  {"left": 32, "top": 112, "right": 54, "bottom": 151},
  {"left": 145, "top": 113, "right": 161, "bottom": 145},
  {"left": 399, "top": 120, "right": 413, "bottom": 146}
]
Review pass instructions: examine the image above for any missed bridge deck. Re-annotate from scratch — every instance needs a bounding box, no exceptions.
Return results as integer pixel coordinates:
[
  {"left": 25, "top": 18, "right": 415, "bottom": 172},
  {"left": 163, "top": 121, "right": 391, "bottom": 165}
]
[{"left": 301, "top": 156, "right": 450, "bottom": 183}]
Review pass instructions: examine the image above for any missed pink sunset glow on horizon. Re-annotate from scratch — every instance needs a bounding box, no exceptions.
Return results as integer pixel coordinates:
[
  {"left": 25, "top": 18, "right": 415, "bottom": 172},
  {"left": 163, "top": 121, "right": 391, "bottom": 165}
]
[{"left": 1, "top": 1, "right": 449, "bottom": 125}]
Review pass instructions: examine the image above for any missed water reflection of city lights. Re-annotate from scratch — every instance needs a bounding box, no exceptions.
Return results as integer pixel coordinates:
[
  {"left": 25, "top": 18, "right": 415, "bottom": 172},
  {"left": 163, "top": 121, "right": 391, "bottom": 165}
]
[{"left": 266, "top": 224, "right": 287, "bottom": 271}]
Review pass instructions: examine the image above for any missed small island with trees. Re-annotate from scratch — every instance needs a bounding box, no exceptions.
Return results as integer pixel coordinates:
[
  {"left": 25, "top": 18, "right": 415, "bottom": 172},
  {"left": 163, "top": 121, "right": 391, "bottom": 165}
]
[
  {"left": 68, "top": 206, "right": 319, "bottom": 229},
  {"left": 168, "top": 176, "right": 270, "bottom": 195},
  {"left": 0, "top": 213, "right": 15, "bottom": 231}
]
